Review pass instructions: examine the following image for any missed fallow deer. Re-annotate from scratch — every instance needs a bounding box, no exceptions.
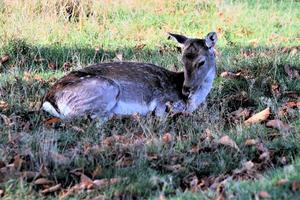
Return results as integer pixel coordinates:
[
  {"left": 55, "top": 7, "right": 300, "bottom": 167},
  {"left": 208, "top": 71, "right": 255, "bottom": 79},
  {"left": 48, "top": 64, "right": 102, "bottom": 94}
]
[{"left": 42, "top": 32, "right": 218, "bottom": 121}]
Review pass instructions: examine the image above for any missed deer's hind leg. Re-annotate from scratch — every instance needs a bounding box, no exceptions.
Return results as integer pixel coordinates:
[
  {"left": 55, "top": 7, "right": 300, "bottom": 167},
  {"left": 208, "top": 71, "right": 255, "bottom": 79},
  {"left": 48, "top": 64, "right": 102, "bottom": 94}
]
[{"left": 44, "top": 76, "right": 120, "bottom": 120}]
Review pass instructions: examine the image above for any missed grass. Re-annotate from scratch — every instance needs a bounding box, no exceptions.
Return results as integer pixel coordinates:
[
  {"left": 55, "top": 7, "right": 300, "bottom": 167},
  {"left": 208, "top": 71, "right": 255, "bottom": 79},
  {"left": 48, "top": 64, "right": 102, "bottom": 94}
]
[{"left": 0, "top": 0, "right": 299, "bottom": 199}]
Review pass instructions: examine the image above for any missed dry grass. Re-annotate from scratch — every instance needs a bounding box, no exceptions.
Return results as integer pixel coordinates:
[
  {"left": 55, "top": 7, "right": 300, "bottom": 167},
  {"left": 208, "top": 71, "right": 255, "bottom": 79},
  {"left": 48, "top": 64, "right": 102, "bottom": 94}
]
[{"left": 0, "top": 0, "right": 299, "bottom": 199}]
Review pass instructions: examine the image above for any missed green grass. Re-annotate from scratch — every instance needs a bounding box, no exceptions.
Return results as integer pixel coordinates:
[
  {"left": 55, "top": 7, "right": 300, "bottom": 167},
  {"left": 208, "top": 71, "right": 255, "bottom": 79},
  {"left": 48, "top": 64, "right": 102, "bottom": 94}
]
[{"left": 0, "top": 0, "right": 299, "bottom": 199}]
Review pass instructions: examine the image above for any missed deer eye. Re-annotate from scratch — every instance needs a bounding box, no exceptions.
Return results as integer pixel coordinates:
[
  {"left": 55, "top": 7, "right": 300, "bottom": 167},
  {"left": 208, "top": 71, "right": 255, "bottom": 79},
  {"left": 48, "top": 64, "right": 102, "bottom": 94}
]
[{"left": 196, "top": 60, "right": 205, "bottom": 68}]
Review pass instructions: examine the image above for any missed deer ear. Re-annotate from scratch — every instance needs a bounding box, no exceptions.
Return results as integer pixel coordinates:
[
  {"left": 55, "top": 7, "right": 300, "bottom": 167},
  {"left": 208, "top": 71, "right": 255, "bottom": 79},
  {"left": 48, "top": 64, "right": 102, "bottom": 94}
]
[
  {"left": 168, "top": 33, "right": 188, "bottom": 44},
  {"left": 205, "top": 32, "right": 217, "bottom": 48}
]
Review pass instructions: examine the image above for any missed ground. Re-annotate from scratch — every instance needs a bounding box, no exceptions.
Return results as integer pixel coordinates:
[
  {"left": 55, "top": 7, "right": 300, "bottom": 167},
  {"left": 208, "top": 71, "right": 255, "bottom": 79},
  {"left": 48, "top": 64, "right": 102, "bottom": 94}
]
[{"left": 0, "top": 0, "right": 299, "bottom": 199}]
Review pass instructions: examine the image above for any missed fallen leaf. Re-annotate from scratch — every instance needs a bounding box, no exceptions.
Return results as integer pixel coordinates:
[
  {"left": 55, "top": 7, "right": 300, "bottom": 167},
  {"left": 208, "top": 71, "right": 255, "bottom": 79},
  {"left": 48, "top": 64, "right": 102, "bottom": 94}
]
[
  {"left": 244, "top": 139, "right": 257, "bottom": 146},
  {"left": 34, "top": 178, "right": 54, "bottom": 185},
  {"left": 63, "top": 62, "right": 72, "bottom": 71},
  {"left": 41, "top": 183, "right": 61, "bottom": 194},
  {"left": 284, "top": 64, "right": 300, "bottom": 79},
  {"left": 39, "top": 164, "right": 50, "bottom": 177},
  {"left": 248, "top": 39, "right": 258, "bottom": 47},
  {"left": 281, "top": 46, "right": 300, "bottom": 55},
  {"left": 271, "top": 83, "right": 280, "bottom": 96},
  {"left": 93, "top": 177, "right": 122, "bottom": 189},
  {"left": 266, "top": 119, "right": 293, "bottom": 132},
  {"left": 162, "top": 133, "right": 173, "bottom": 143},
  {"left": 218, "top": 135, "right": 239, "bottom": 151},
  {"left": 135, "top": 43, "right": 146, "bottom": 50},
  {"left": 80, "top": 173, "right": 94, "bottom": 189},
  {"left": 244, "top": 107, "right": 271, "bottom": 125},
  {"left": 43, "top": 117, "right": 61, "bottom": 128},
  {"left": 0, "top": 101, "right": 9, "bottom": 110},
  {"left": 202, "top": 128, "right": 214, "bottom": 141},
  {"left": 275, "top": 179, "right": 288, "bottom": 186},
  {"left": 13, "top": 155, "right": 23, "bottom": 171},
  {"left": 0, "top": 54, "right": 10, "bottom": 64},
  {"left": 292, "top": 181, "right": 300, "bottom": 191},
  {"left": 92, "top": 166, "right": 102, "bottom": 179},
  {"left": 220, "top": 71, "right": 241, "bottom": 79},
  {"left": 258, "top": 191, "right": 270, "bottom": 198},
  {"left": 48, "top": 62, "right": 57, "bottom": 70},
  {"left": 230, "top": 108, "right": 251, "bottom": 123},
  {"left": 22, "top": 171, "right": 39, "bottom": 180},
  {"left": 285, "top": 101, "right": 300, "bottom": 108}
]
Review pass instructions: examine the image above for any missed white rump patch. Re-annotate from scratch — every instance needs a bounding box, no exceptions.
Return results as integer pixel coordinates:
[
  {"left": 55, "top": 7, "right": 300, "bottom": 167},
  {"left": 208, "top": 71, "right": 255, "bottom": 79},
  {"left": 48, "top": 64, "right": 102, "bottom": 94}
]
[{"left": 42, "top": 101, "right": 61, "bottom": 118}]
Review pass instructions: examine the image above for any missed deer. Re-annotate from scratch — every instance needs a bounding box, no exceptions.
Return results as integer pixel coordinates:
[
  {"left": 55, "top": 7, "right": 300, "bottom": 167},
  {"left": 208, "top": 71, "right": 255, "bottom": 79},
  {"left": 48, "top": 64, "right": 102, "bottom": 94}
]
[{"left": 42, "top": 32, "right": 218, "bottom": 122}]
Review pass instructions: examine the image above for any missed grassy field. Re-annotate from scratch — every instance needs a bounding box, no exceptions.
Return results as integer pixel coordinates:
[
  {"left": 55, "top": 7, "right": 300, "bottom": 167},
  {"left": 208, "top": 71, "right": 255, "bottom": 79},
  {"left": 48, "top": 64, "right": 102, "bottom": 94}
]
[{"left": 0, "top": 0, "right": 299, "bottom": 199}]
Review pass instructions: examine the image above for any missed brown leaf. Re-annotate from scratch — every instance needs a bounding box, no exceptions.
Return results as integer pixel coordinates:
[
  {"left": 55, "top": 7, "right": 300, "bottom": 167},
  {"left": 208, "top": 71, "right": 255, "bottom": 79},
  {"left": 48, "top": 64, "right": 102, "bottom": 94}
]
[
  {"left": 41, "top": 183, "right": 61, "bottom": 194},
  {"left": 220, "top": 71, "right": 241, "bottom": 79},
  {"left": 63, "top": 62, "right": 72, "bottom": 71},
  {"left": 22, "top": 171, "right": 39, "bottom": 180},
  {"left": 284, "top": 64, "right": 300, "bottom": 79},
  {"left": 135, "top": 43, "right": 146, "bottom": 50},
  {"left": 43, "top": 117, "right": 61, "bottom": 128},
  {"left": 230, "top": 108, "right": 251, "bottom": 123},
  {"left": 244, "top": 139, "right": 257, "bottom": 146},
  {"left": 203, "top": 128, "right": 214, "bottom": 141},
  {"left": 162, "top": 133, "right": 173, "bottom": 143},
  {"left": 248, "top": 39, "right": 258, "bottom": 47},
  {"left": 0, "top": 54, "right": 10, "bottom": 64},
  {"left": 34, "top": 178, "right": 54, "bottom": 185},
  {"left": 285, "top": 101, "right": 300, "bottom": 108},
  {"left": 92, "top": 165, "right": 103, "bottom": 179},
  {"left": 275, "top": 179, "right": 288, "bottom": 186},
  {"left": 266, "top": 119, "right": 293, "bottom": 132},
  {"left": 48, "top": 62, "right": 57, "bottom": 70},
  {"left": 218, "top": 135, "right": 239, "bottom": 151},
  {"left": 13, "top": 155, "right": 23, "bottom": 170},
  {"left": 0, "top": 101, "right": 9, "bottom": 111},
  {"left": 39, "top": 164, "right": 50, "bottom": 177},
  {"left": 93, "top": 177, "right": 122, "bottom": 189},
  {"left": 258, "top": 191, "right": 270, "bottom": 198},
  {"left": 80, "top": 173, "right": 94, "bottom": 189},
  {"left": 244, "top": 107, "right": 271, "bottom": 125},
  {"left": 292, "top": 181, "right": 300, "bottom": 191},
  {"left": 271, "top": 83, "right": 280, "bottom": 96}
]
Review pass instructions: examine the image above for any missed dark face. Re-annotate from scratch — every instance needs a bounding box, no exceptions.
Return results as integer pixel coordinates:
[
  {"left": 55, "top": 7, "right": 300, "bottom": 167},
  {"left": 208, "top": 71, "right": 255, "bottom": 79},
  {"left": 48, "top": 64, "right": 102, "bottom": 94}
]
[{"left": 169, "top": 32, "right": 217, "bottom": 96}]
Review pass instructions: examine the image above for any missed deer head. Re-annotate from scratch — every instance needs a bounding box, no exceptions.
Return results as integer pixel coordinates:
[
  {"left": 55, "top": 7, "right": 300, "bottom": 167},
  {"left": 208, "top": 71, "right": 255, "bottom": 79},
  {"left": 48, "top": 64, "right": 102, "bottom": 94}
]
[{"left": 169, "top": 32, "right": 217, "bottom": 97}]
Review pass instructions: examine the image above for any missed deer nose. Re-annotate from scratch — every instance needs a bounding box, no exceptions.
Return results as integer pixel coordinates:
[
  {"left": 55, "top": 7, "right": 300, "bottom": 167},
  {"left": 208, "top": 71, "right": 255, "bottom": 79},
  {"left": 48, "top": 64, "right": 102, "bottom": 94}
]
[{"left": 182, "top": 85, "right": 191, "bottom": 96}]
